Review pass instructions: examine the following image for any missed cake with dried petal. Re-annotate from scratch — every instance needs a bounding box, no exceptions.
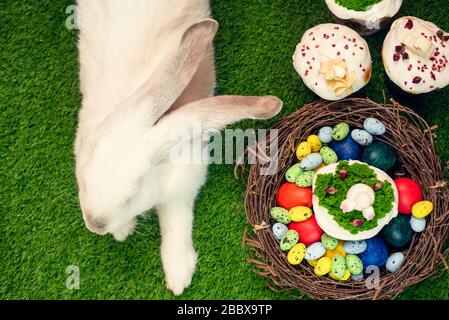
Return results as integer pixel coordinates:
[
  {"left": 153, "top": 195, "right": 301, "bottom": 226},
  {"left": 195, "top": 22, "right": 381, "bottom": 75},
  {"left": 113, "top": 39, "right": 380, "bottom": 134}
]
[
  {"left": 382, "top": 16, "right": 449, "bottom": 94},
  {"left": 293, "top": 24, "right": 372, "bottom": 101}
]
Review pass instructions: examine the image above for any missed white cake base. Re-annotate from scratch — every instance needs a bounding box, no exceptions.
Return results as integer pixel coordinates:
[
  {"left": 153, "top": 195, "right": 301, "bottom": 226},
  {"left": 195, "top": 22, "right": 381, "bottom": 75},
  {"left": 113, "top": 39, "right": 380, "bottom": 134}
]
[{"left": 312, "top": 160, "right": 398, "bottom": 241}]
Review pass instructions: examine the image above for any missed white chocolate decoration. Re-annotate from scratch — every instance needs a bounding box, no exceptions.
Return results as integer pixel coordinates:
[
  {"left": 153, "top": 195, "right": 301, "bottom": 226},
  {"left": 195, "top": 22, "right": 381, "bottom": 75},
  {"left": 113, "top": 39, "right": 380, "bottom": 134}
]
[
  {"left": 293, "top": 24, "right": 372, "bottom": 101},
  {"left": 325, "top": 0, "right": 403, "bottom": 24},
  {"left": 340, "top": 184, "right": 376, "bottom": 221},
  {"left": 383, "top": 16, "right": 449, "bottom": 94}
]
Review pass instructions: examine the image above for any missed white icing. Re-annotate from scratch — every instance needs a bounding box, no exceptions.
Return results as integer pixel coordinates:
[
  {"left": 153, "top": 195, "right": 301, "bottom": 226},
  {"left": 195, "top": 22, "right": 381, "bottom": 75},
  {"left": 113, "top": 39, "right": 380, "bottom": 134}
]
[
  {"left": 383, "top": 16, "right": 449, "bottom": 94},
  {"left": 312, "top": 161, "right": 399, "bottom": 241},
  {"left": 325, "top": 0, "right": 403, "bottom": 23},
  {"left": 293, "top": 24, "right": 372, "bottom": 100}
]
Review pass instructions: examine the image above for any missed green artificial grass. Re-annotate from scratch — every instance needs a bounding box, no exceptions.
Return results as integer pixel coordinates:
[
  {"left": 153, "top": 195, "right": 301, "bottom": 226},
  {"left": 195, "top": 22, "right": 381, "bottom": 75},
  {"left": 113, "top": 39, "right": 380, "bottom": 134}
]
[
  {"left": 335, "top": 0, "right": 382, "bottom": 12},
  {"left": 1, "top": 0, "right": 448, "bottom": 300}
]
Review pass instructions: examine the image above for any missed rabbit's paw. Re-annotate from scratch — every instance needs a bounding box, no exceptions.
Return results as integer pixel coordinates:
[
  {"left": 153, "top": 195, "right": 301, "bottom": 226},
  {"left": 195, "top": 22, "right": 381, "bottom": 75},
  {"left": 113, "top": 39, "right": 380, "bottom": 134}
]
[
  {"left": 112, "top": 219, "right": 136, "bottom": 242},
  {"left": 162, "top": 244, "right": 197, "bottom": 296}
]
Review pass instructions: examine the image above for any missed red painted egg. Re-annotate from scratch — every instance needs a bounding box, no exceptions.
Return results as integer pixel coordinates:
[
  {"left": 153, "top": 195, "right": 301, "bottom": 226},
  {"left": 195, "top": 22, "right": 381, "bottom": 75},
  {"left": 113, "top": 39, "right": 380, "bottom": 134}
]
[
  {"left": 394, "top": 178, "right": 423, "bottom": 214},
  {"left": 288, "top": 215, "right": 323, "bottom": 246},
  {"left": 276, "top": 183, "right": 312, "bottom": 210}
]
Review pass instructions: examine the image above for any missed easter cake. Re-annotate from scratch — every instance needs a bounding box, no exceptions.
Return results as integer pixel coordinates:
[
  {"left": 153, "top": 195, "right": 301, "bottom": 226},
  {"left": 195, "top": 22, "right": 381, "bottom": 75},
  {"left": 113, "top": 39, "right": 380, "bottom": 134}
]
[
  {"left": 312, "top": 160, "right": 398, "bottom": 240},
  {"left": 293, "top": 23, "right": 372, "bottom": 100},
  {"left": 325, "top": 0, "right": 403, "bottom": 35},
  {"left": 382, "top": 16, "right": 449, "bottom": 94}
]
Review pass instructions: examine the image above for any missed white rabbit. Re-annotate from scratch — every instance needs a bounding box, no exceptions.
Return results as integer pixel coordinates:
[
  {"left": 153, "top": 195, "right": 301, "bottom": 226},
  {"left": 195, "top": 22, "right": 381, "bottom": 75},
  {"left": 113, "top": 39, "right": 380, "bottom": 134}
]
[{"left": 74, "top": 0, "right": 282, "bottom": 295}]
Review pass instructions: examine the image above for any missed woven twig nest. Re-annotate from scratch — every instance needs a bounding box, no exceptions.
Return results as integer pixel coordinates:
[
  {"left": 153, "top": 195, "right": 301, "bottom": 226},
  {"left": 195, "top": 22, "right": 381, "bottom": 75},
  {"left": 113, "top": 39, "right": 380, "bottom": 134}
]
[{"left": 243, "top": 98, "right": 449, "bottom": 300}]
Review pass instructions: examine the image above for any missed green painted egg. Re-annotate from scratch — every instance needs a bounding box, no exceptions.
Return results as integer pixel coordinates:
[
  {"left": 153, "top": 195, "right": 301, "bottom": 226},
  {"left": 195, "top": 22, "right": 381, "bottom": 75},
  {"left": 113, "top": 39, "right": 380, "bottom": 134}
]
[
  {"left": 270, "top": 207, "right": 291, "bottom": 225},
  {"left": 331, "top": 253, "right": 347, "bottom": 279},
  {"left": 332, "top": 123, "right": 350, "bottom": 141},
  {"left": 346, "top": 254, "right": 363, "bottom": 275},
  {"left": 320, "top": 147, "right": 338, "bottom": 164},
  {"left": 285, "top": 164, "right": 303, "bottom": 183},
  {"left": 362, "top": 141, "right": 397, "bottom": 172},
  {"left": 321, "top": 233, "right": 339, "bottom": 250},
  {"left": 295, "top": 171, "right": 314, "bottom": 187},
  {"left": 280, "top": 230, "right": 299, "bottom": 251},
  {"left": 381, "top": 215, "right": 414, "bottom": 248}
]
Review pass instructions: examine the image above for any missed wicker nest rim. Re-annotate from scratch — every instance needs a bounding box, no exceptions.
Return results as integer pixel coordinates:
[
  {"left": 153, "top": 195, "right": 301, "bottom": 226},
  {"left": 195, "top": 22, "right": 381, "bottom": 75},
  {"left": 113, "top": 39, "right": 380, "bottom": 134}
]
[{"left": 243, "top": 98, "right": 449, "bottom": 300}]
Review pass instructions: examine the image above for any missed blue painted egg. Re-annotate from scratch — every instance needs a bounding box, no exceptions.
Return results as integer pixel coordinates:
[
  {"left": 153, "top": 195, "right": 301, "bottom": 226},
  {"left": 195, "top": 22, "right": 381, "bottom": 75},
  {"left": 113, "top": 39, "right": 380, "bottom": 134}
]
[
  {"left": 351, "top": 273, "right": 364, "bottom": 281},
  {"left": 329, "top": 135, "right": 363, "bottom": 161},
  {"left": 272, "top": 223, "right": 288, "bottom": 240},
  {"left": 351, "top": 129, "right": 373, "bottom": 146},
  {"left": 359, "top": 237, "right": 389, "bottom": 268},
  {"left": 386, "top": 252, "right": 405, "bottom": 273},
  {"left": 362, "top": 141, "right": 397, "bottom": 172},
  {"left": 318, "top": 126, "right": 333, "bottom": 144},
  {"left": 410, "top": 216, "right": 426, "bottom": 233},
  {"left": 343, "top": 240, "right": 367, "bottom": 254},
  {"left": 364, "top": 118, "right": 386, "bottom": 135},
  {"left": 300, "top": 153, "right": 323, "bottom": 171}
]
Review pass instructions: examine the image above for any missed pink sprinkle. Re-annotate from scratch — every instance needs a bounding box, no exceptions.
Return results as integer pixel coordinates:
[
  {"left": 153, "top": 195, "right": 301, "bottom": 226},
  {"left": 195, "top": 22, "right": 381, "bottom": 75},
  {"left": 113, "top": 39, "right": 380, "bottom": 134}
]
[
  {"left": 405, "top": 19, "right": 414, "bottom": 29},
  {"left": 393, "top": 53, "right": 401, "bottom": 61},
  {"left": 412, "top": 76, "right": 422, "bottom": 84},
  {"left": 344, "top": 44, "right": 349, "bottom": 50}
]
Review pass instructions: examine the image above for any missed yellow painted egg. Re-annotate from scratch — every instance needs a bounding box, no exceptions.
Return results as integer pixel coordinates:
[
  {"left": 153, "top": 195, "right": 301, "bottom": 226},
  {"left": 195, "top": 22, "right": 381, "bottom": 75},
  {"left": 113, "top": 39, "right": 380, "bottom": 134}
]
[
  {"left": 287, "top": 243, "right": 306, "bottom": 265},
  {"left": 324, "top": 241, "right": 346, "bottom": 259},
  {"left": 296, "top": 142, "right": 312, "bottom": 161},
  {"left": 314, "top": 257, "right": 331, "bottom": 276},
  {"left": 329, "top": 268, "right": 351, "bottom": 281},
  {"left": 289, "top": 206, "right": 313, "bottom": 222},
  {"left": 412, "top": 201, "right": 433, "bottom": 219},
  {"left": 307, "top": 259, "right": 318, "bottom": 267},
  {"left": 307, "top": 135, "right": 322, "bottom": 152}
]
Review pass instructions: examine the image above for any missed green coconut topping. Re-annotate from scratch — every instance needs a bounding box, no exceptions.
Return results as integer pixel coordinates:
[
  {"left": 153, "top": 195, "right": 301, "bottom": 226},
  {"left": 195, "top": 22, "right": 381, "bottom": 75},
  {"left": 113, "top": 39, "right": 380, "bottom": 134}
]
[
  {"left": 314, "top": 161, "right": 394, "bottom": 234},
  {"left": 335, "top": 0, "right": 382, "bottom": 11}
]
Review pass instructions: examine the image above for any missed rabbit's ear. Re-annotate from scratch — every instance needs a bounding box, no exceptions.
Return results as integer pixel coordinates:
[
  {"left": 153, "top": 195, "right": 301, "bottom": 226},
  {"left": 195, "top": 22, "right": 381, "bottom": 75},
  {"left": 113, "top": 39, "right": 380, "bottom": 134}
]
[
  {"left": 117, "top": 19, "right": 219, "bottom": 125},
  {"left": 154, "top": 95, "right": 283, "bottom": 144}
]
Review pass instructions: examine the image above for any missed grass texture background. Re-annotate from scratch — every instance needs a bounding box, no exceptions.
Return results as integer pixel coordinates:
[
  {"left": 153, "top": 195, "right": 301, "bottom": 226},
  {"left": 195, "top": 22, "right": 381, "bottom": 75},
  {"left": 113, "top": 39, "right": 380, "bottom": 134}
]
[{"left": 1, "top": 0, "right": 448, "bottom": 299}]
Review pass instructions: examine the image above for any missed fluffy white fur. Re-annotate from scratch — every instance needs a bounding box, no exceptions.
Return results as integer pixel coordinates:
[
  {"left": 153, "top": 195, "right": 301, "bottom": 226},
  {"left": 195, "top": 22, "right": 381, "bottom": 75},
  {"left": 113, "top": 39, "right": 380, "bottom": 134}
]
[{"left": 75, "top": 0, "right": 282, "bottom": 295}]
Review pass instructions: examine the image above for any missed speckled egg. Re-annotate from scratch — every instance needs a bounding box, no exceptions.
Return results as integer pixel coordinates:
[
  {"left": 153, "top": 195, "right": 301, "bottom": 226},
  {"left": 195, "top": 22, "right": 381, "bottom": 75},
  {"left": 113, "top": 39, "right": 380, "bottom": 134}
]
[
  {"left": 332, "top": 123, "right": 350, "bottom": 141},
  {"left": 280, "top": 230, "right": 299, "bottom": 251},
  {"left": 351, "top": 129, "right": 373, "bottom": 146},
  {"left": 343, "top": 240, "right": 367, "bottom": 255},
  {"left": 331, "top": 253, "right": 347, "bottom": 279},
  {"left": 346, "top": 254, "right": 363, "bottom": 275},
  {"left": 287, "top": 243, "right": 306, "bottom": 265},
  {"left": 321, "top": 233, "right": 339, "bottom": 250},
  {"left": 364, "top": 118, "right": 386, "bottom": 136},
  {"left": 412, "top": 201, "right": 433, "bottom": 219},
  {"left": 351, "top": 273, "right": 364, "bottom": 281},
  {"left": 386, "top": 252, "right": 405, "bottom": 273},
  {"left": 272, "top": 223, "right": 288, "bottom": 240},
  {"left": 329, "top": 268, "right": 351, "bottom": 281},
  {"left": 320, "top": 146, "right": 338, "bottom": 165},
  {"left": 410, "top": 216, "right": 426, "bottom": 233},
  {"left": 285, "top": 164, "right": 303, "bottom": 183},
  {"left": 270, "top": 207, "right": 291, "bottom": 225},
  {"left": 314, "top": 257, "right": 332, "bottom": 276},
  {"left": 300, "top": 153, "right": 323, "bottom": 171},
  {"left": 295, "top": 171, "right": 314, "bottom": 187},
  {"left": 296, "top": 142, "right": 312, "bottom": 161},
  {"left": 289, "top": 206, "right": 312, "bottom": 222},
  {"left": 305, "top": 242, "right": 326, "bottom": 261},
  {"left": 318, "top": 126, "right": 333, "bottom": 144},
  {"left": 307, "top": 135, "right": 322, "bottom": 152}
]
